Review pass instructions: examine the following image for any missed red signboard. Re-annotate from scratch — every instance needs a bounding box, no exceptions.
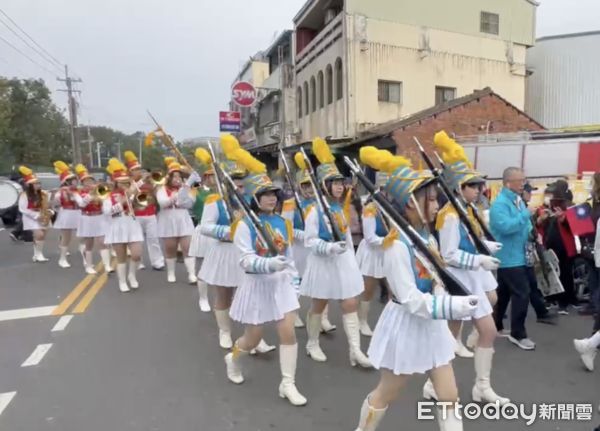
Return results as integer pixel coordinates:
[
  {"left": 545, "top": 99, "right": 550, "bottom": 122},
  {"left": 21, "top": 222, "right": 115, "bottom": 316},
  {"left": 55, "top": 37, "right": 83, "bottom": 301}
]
[
  {"left": 231, "top": 81, "right": 256, "bottom": 107},
  {"left": 219, "top": 111, "right": 241, "bottom": 132},
  {"left": 578, "top": 141, "right": 600, "bottom": 174}
]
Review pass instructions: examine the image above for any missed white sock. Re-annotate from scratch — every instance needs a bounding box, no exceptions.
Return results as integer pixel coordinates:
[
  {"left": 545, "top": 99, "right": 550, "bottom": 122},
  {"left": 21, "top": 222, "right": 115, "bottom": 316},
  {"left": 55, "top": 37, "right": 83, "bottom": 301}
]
[
  {"left": 589, "top": 331, "right": 600, "bottom": 349},
  {"left": 59, "top": 246, "right": 68, "bottom": 260}
]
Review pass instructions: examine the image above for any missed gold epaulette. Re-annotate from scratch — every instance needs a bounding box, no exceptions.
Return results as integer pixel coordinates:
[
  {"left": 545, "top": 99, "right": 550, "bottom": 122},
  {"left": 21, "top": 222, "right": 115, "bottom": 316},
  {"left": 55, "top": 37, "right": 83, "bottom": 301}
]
[
  {"left": 434, "top": 202, "right": 457, "bottom": 231},
  {"left": 282, "top": 198, "right": 296, "bottom": 213},
  {"left": 285, "top": 218, "right": 294, "bottom": 245},
  {"left": 363, "top": 202, "right": 377, "bottom": 218},
  {"left": 204, "top": 193, "right": 221, "bottom": 205}
]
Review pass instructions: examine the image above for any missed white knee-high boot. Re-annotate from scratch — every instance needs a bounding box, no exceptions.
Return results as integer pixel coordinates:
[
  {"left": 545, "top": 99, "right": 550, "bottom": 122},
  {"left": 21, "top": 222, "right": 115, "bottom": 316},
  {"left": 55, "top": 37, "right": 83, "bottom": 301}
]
[
  {"left": 466, "top": 326, "right": 479, "bottom": 349},
  {"left": 214, "top": 309, "right": 233, "bottom": 349},
  {"left": 100, "top": 248, "right": 113, "bottom": 273},
  {"left": 278, "top": 344, "right": 307, "bottom": 406},
  {"left": 321, "top": 304, "right": 336, "bottom": 333},
  {"left": 33, "top": 241, "right": 48, "bottom": 262},
  {"left": 343, "top": 312, "right": 373, "bottom": 368},
  {"left": 455, "top": 322, "right": 474, "bottom": 358},
  {"left": 197, "top": 279, "right": 211, "bottom": 312},
  {"left": 184, "top": 257, "right": 197, "bottom": 284},
  {"left": 358, "top": 300, "right": 373, "bottom": 336},
  {"left": 472, "top": 347, "right": 510, "bottom": 405},
  {"left": 437, "top": 407, "right": 463, "bottom": 431},
  {"left": 355, "top": 396, "right": 387, "bottom": 431},
  {"left": 85, "top": 251, "right": 97, "bottom": 274},
  {"left": 166, "top": 257, "right": 176, "bottom": 283},
  {"left": 306, "top": 311, "right": 327, "bottom": 362},
  {"left": 78, "top": 243, "right": 87, "bottom": 265},
  {"left": 225, "top": 343, "right": 247, "bottom": 384},
  {"left": 116, "top": 263, "right": 130, "bottom": 292},
  {"left": 128, "top": 260, "right": 139, "bottom": 289},
  {"left": 423, "top": 378, "right": 439, "bottom": 400},
  {"left": 58, "top": 246, "right": 70, "bottom": 268}
]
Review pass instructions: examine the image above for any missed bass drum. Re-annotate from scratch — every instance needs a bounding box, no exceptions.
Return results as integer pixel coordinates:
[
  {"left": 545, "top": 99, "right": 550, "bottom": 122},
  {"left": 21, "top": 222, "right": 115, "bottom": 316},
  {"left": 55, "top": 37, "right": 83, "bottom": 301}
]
[{"left": 0, "top": 180, "right": 22, "bottom": 210}]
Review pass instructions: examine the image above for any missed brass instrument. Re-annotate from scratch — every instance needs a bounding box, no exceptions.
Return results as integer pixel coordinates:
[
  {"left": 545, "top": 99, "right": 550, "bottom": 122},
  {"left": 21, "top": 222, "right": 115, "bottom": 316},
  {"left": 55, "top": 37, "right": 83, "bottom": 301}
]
[
  {"left": 91, "top": 183, "right": 112, "bottom": 201},
  {"left": 149, "top": 170, "right": 165, "bottom": 186},
  {"left": 38, "top": 190, "right": 54, "bottom": 227}
]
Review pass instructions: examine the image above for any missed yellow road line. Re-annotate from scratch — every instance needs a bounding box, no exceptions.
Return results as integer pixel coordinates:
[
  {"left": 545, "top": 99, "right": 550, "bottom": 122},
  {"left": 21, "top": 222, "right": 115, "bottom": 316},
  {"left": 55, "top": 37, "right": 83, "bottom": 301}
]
[
  {"left": 72, "top": 272, "right": 108, "bottom": 314},
  {"left": 51, "top": 262, "right": 103, "bottom": 316}
]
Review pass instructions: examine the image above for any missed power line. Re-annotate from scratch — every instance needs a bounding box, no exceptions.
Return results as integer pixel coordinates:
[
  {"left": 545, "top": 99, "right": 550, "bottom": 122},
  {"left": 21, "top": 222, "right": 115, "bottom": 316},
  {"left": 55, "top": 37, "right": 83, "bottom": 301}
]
[
  {"left": 0, "top": 15, "right": 63, "bottom": 73},
  {"left": 0, "top": 7, "right": 63, "bottom": 68},
  {"left": 0, "top": 33, "right": 58, "bottom": 77}
]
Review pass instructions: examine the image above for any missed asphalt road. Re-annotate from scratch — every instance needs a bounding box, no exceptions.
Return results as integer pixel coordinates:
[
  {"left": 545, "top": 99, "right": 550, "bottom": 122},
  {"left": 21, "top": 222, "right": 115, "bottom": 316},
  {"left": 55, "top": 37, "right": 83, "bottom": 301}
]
[{"left": 0, "top": 228, "right": 598, "bottom": 431}]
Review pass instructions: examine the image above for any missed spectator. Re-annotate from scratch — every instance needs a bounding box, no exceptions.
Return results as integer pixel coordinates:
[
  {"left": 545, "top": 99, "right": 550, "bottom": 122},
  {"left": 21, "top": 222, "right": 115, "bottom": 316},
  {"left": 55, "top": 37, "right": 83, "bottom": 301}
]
[
  {"left": 490, "top": 167, "right": 536, "bottom": 350},
  {"left": 590, "top": 172, "right": 600, "bottom": 226}
]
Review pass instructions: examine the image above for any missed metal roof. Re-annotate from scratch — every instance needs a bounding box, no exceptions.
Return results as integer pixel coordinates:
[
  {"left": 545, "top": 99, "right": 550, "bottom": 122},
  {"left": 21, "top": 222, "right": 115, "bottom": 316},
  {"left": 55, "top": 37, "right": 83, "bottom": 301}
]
[{"left": 537, "top": 30, "right": 600, "bottom": 43}]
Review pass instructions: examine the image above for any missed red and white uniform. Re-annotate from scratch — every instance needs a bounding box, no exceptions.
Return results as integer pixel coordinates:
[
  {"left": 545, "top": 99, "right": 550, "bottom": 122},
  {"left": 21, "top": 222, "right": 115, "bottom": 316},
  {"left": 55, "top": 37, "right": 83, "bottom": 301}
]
[
  {"left": 52, "top": 187, "right": 81, "bottom": 230},
  {"left": 132, "top": 180, "right": 164, "bottom": 268},
  {"left": 102, "top": 190, "right": 144, "bottom": 244},
  {"left": 156, "top": 185, "right": 195, "bottom": 238},
  {"left": 74, "top": 189, "right": 108, "bottom": 238},
  {"left": 18, "top": 193, "right": 47, "bottom": 231}
]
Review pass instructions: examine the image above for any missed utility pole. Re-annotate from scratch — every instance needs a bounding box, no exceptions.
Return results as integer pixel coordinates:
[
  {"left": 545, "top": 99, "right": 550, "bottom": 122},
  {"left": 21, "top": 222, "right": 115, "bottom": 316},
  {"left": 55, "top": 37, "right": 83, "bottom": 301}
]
[
  {"left": 79, "top": 126, "right": 94, "bottom": 167},
  {"left": 57, "top": 65, "right": 82, "bottom": 164}
]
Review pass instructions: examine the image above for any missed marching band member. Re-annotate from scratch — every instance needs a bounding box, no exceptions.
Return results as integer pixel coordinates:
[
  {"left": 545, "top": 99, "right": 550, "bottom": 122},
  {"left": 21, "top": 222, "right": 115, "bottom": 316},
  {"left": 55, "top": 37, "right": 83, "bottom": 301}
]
[
  {"left": 355, "top": 173, "right": 391, "bottom": 336},
  {"left": 17, "top": 166, "right": 51, "bottom": 262},
  {"left": 354, "top": 147, "right": 478, "bottom": 431},
  {"left": 123, "top": 151, "right": 165, "bottom": 271},
  {"left": 428, "top": 131, "right": 508, "bottom": 405},
  {"left": 156, "top": 157, "right": 197, "bottom": 284},
  {"left": 73, "top": 164, "right": 112, "bottom": 274},
  {"left": 52, "top": 161, "right": 81, "bottom": 268},
  {"left": 189, "top": 148, "right": 217, "bottom": 312},
  {"left": 103, "top": 158, "right": 145, "bottom": 292},
  {"left": 299, "top": 138, "right": 371, "bottom": 368},
  {"left": 224, "top": 148, "right": 307, "bottom": 406}
]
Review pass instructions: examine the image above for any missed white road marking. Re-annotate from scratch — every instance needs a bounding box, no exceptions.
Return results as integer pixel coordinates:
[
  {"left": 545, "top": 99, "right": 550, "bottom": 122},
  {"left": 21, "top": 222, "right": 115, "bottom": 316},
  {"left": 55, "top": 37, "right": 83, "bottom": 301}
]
[
  {"left": 0, "top": 392, "right": 16, "bottom": 416},
  {"left": 0, "top": 305, "right": 57, "bottom": 323},
  {"left": 21, "top": 343, "right": 53, "bottom": 367},
  {"left": 51, "top": 315, "right": 73, "bottom": 332}
]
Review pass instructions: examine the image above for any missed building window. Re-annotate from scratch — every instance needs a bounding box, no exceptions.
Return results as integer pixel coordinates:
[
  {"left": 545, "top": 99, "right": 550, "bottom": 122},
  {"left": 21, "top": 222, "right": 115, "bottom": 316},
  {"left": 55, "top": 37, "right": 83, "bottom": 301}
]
[
  {"left": 335, "top": 58, "right": 343, "bottom": 100},
  {"left": 480, "top": 12, "right": 499, "bottom": 35},
  {"left": 297, "top": 87, "right": 302, "bottom": 118},
  {"left": 303, "top": 81, "right": 309, "bottom": 115},
  {"left": 317, "top": 71, "right": 324, "bottom": 109},
  {"left": 378, "top": 80, "right": 402, "bottom": 103},
  {"left": 310, "top": 77, "right": 317, "bottom": 113},
  {"left": 435, "top": 86, "right": 456, "bottom": 105},
  {"left": 326, "top": 65, "right": 333, "bottom": 105}
]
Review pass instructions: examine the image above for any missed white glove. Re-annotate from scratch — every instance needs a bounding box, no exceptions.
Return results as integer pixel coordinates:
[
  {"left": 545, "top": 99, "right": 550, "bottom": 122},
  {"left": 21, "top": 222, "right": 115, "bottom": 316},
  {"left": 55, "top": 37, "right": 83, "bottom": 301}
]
[
  {"left": 432, "top": 295, "right": 478, "bottom": 320},
  {"left": 329, "top": 241, "right": 347, "bottom": 255},
  {"left": 267, "top": 256, "right": 289, "bottom": 272},
  {"left": 83, "top": 195, "right": 92, "bottom": 204},
  {"left": 186, "top": 171, "right": 201, "bottom": 187},
  {"left": 480, "top": 256, "right": 501, "bottom": 271},
  {"left": 485, "top": 241, "right": 503, "bottom": 255}
]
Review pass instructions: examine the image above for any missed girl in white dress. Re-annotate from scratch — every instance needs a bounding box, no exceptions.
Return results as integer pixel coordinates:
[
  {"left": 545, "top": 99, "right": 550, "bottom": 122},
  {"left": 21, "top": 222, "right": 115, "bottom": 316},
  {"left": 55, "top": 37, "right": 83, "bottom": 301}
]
[
  {"left": 354, "top": 147, "right": 479, "bottom": 431},
  {"left": 102, "top": 158, "right": 145, "bottom": 292},
  {"left": 73, "top": 164, "right": 112, "bottom": 274},
  {"left": 224, "top": 148, "right": 307, "bottom": 406},
  {"left": 52, "top": 161, "right": 81, "bottom": 268},
  {"left": 299, "top": 138, "right": 371, "bottom": 368},
  {"left": 156, "top": 157, "right": 198, "bottom": 284},
  {"left": 424, "top": 131, "right": 508, "bottom": 405},
  {"left": 17, "top": 166, "right": 51, "bottom": 262}
]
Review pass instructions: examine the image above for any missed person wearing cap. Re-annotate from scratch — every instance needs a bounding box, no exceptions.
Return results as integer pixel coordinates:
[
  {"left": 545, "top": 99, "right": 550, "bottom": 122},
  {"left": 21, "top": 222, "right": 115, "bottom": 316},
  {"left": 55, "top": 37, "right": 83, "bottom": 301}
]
[
  {"left": 51, "top": 161, "right": 81, "bottom": 268},
  {"left": 223, "top": 148, "right": 307, "bottom": 407},
  {"left": 123, "top": 151, "right": 165, "bottom": 271},
  {"left": 17, "top": 165, "right": 52, "bottom": 262},
  {"left": 73, "top": 164, "right": 112, "bottom": 275},
  {"left": 428, "top": 131, "right": 508, "bottom": 405},
  {"left": 490, "top": 167, "right": 536, "bottom": 350},
  {"left": 354, "top": 171, "right": 392, "bottom": 337},
  {"left": 155, "top": 157, "right": 198, "bottom": 284},
  {"left": 102, "top": 159, "right": 145, "bottom": 292},
  {"left": 299, "top": 137, "right": 372, "bottom": 369},
  {"left": 354, "top": 146, "right": 479, "bottom": 431}
]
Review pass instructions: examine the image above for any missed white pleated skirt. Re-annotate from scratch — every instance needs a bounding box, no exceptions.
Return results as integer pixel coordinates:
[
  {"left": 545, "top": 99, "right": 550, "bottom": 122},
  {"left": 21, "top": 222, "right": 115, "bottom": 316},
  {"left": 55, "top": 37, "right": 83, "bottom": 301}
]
[
  {"left": 189, "top": 225, "right": 213, "bottom": 258},
  {"left": 230, "top": 271, "right": 300, "bottom": 325},
  {"left": 77, "top": 214, "right": 107, "bottom": 238},
  {"left": 368, "top": 302, "right": 456, "bottom": 375},
  {"left": 157, "top": 208, "right": 194, "bottom": 238},
  {"left": 355, "top": 240, "right": 385, "bottom": 279},
  {"left": 198, "top": 240, "right": 241, "bottom": 287},
  {"left": 292, "top": 243, "right": 309, "bottom": 277},
  {"left": 447, "top": 266, "right": 494, "bottom": 320},
  {"left": 53, "top": 209, "right": 80, "bottom": 230},
  {"left": 22, "top": 214, "right": 48, "bottom": 231},
  {"left": 104, "top": 215, "right": 144, "bottom": 244},
  {"left": 300, "top": 248, "right": 364, "bottom": 300}
]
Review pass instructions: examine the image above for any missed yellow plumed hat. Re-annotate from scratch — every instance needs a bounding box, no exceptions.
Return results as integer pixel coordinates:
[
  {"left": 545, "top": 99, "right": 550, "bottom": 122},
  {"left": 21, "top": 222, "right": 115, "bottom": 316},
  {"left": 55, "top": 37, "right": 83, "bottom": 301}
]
[
  {"left": 433, "top": 130, "right": 483, "bottom": 189},
  {"left": 53, "top": 160, "right": 75, "bottom": 184},
  {"left": 313, "top": 137, "right": 342, "bottom": 183},
  {"left": 106, "top": 158, "right": 129, "bottom": 182},
  {"left": 123, "top": 150, "right": 141, "bottom": 171},
  {"left": 18, "top": 165, "right": 38, "bottom": 184}
]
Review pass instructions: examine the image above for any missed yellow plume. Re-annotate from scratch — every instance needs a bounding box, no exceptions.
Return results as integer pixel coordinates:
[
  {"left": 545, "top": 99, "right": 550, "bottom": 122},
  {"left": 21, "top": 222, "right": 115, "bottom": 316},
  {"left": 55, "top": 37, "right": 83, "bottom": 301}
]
[
  {"left": 194, "top": 148, "right": 212, "bottom": 166},
  {"left": 433, "top": 131, "right": 471, "bottom": 168},
  {"left": 18, "top": 165, "right": 32, "bottom": 176},
  {"left": 312, "top": 137, "right": 335, "bottom": 164},
  {"left": 144, "top": 131, "right": 155, "bottom": 147},
  {"left": 231, "top": 148, "right": 266, "bottom": 174},
  {"left": 53, "top": 160, "right": 70, "bottom": 174},
  {"left": 220, "top": 134, "right": 241, "bottom": 159},
  {"left": 106, "top": 158, "right": 126, "bottom": 175},
  {"left": 123, "top": 151, "right": 138, "bottom": 163},
  {"left": 294, "top": 152, "right": 306, "bottom": 170},
  {"left": 164, "top": 157, "right": 176, "bottom": 168},
  {"left": 75, "top": 164, "right": 88, "bottom": 176},
  {"left": 360, "top": 146, "right": 411, "bottom": 173}
]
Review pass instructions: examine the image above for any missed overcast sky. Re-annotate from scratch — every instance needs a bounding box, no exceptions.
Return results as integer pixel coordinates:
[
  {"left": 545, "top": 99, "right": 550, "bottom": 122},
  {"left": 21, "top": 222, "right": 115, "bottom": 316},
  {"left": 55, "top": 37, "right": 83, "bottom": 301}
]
[{"left": 0, "top": 0, "right": 598, "bottom": 140}]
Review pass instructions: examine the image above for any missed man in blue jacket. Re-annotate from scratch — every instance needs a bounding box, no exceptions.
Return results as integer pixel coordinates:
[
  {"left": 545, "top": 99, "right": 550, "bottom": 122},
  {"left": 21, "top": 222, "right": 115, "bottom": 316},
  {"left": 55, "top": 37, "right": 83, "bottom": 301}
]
[{"left": 490, "top": 167, "right": 536, "bottom": 350}]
